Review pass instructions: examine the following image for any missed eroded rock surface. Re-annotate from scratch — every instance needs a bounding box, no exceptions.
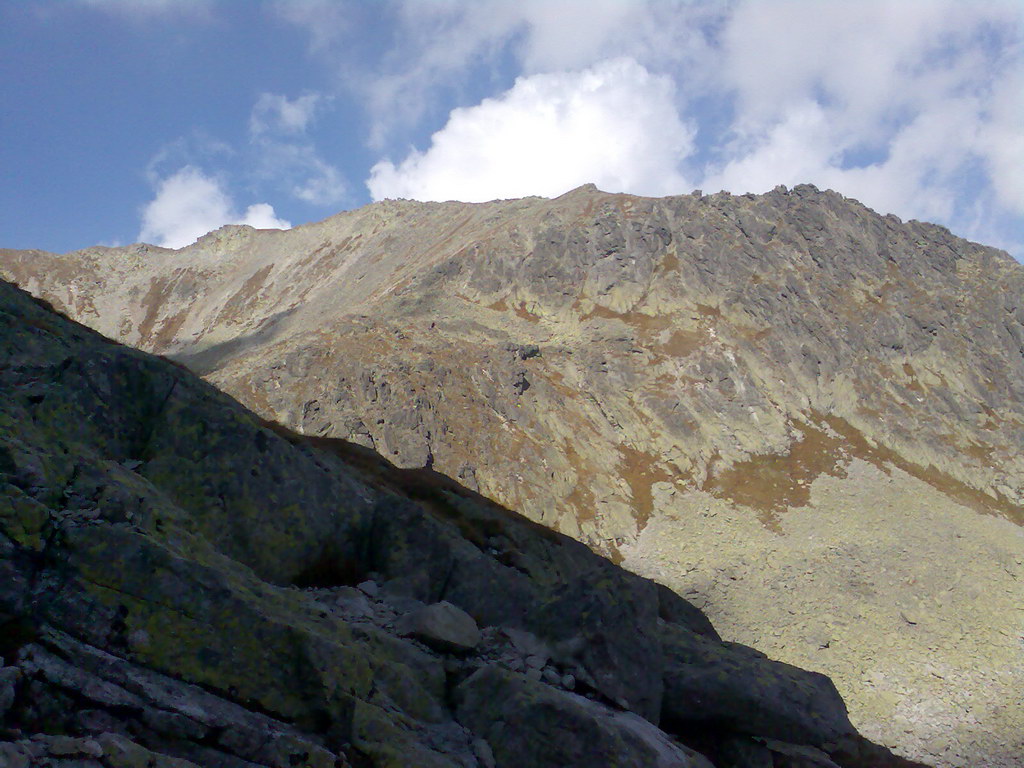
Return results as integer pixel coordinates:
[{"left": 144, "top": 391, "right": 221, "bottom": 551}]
[
  {"left": 0, "top": 280, "right": 926, "bottom": 767},
  {"left": 2, "top": 183, "right": 1022, "bottom": 765}
]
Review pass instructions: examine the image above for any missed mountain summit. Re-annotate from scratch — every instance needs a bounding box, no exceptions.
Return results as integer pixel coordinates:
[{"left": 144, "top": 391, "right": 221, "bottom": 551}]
[{"left": 2, "top": 184, "right": 1022, "bottom": 766}]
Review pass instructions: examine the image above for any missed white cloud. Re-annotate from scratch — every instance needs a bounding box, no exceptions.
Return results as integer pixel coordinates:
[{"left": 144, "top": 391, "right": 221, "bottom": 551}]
[
  {"left": 701, "top": 95, "right": 987, "bottom": 225},
  {"left": 979, "top": 67, "right": 1024, "bottom": 216},
  {"left": 250, "top": 92, "right": 322, "bottom": 136},
  {"left": 283, "top": 0, "right": 1021, "bottom": 254},
  {"left": 278, "top": 0, "right": 718, "bottom": 149},
  {"left": 139, "top": 166, "right": 290, "bottom": 249},
  {"left": 367, "top": 58, "right": 694, "bottom": 202},
  {"left": 703, "top": 0, "right": 1023, "bottom": 237}
]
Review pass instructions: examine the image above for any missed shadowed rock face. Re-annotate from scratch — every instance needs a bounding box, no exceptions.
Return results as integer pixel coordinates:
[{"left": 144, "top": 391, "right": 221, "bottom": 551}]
[
  {"left": 2, "top": 183, "right": 1023, "bottom": 766},
  {"left": 0, "top": 280, "right": 926, "bottom": 768}
]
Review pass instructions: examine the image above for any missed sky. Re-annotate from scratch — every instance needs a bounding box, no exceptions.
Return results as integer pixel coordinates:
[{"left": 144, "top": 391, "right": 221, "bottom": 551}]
[{"left": 1, "top": 0, "right": 1022, "bottom": 259}]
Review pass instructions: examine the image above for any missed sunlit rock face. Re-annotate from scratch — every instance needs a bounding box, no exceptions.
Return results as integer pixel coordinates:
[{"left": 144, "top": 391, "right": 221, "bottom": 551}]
[{"left": 3, "top": 183, "right": 1023, "bottom": 767}]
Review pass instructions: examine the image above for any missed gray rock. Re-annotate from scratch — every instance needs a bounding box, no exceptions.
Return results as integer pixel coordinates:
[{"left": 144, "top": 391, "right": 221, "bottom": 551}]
[
  {"left": 97, "top": 733, "right": 204, "bottom": 768},
  {"left": 395, "top": 601, "right": 481, "bottom": 653},
  {"left": 525, "top": 654, "right": 547, "bottom": 670},
  {"left": 455, "top": 666, "right": 714, "bottom": 768},
  {"left": 472, "top": 738, "right": 497, "bottom": 768},
  {"left": 357, "top": 579, "right": 380, "bottom": 598},
  {"left": 42, "top": 736, "right": 104, "bottom": 758},
  {"left": 0, "top": 277, "right": 923, "bottom": 768},
  {"left": 659, "top": 622, "right": 854, "bottom": 748},
  {"left": 0, "top": 665, "right": 19, "bottom": 716},
  {"left": 656, "top": 582, "right": 720, "bottom": 639},
  {"left": 715, "top": 736, "right": 774, "bottom": 768},
  {"left": 503, "top": 628, "right": 551, "bottom": 661},
  {"left": 763, "top": 738, "right": 843, "bottom": 768},
  {"left": 0, "top": 742, "right": 33, "bottom": 768},
  {"left": 333, "top": 586, "right": 373, "bottom": 618}
]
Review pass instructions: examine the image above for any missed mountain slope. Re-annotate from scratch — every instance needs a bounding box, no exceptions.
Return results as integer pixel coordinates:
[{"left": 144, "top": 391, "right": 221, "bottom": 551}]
[
  {"left": 2, "top": 183, "right": 1022, "bottom": 766},
  {"left": 0, "top": 278, "right": 925, "bottom": 768}
]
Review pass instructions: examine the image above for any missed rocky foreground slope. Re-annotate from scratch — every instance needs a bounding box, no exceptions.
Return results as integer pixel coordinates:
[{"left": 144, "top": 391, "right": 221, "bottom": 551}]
[
  {"left": 2, "top": 184, "right": 1023, "bottom": 766},
  {"left": 0, "top": 279, "right": 927, "bottom": 767}
]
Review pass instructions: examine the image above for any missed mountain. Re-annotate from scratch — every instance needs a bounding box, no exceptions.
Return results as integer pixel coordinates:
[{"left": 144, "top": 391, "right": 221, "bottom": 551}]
[
  {"left": 0, "top": 277, "right": 927, "bottom": 767},
  {"left": 2, "top": 183, "right": 1022, "bottom": 767}
]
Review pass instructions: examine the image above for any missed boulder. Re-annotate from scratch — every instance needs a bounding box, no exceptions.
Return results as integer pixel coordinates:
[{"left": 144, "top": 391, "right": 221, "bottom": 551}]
[
  {"left": 659, "top": 622, "right": 855, "bottom": 748},
  {"left": 396, "top": 601, "right": 481, "bottom": 653},
  {"left": 765, "top": 738, "right": 843, "bottom": 768},
  {"left": 455, "top": 665, "right": 714, "bottom": 768},
  {"left": 0, "top": 664, "right": 18, "bottom": 717}
]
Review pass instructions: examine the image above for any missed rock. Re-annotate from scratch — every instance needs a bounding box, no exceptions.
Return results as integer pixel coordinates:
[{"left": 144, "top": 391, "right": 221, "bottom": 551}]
[
  {"left": 357, "top": 580, "right": 379, "bottom": 598},
  {"left": 503, "top": 628, "right": 551, "bottom": 662},
  {"left": 715, "top": 736, "right": 774, "bottom": 768},
  {"left": 6, "top": 184, "right": 1018, "bottom": 768},
  {"left": 97, "top": 733, "right": 204, "bottom": 768},
  {"left": 0, "top": 278, "right": 928, "bottom": 768},
  {"left": 561, "top": 673, "right": 576, "bottom": 690},
  {"left": 764, "top": 738, "right": 843, "bottom": 768},
  {"left": 659, "top": 622, "right": 855, "bottom": 748},
  {"left": 511, "top": 370, "right": 530, "bottom": 395},
  {"left": 472, "top": 737, "right": 497, "bottom": 768},
  {"left": 42, "top": 735, "right": 104, "bottom": 758},
  {"left": 0, "top": 742, "right": 33, "bottom": 768},
  {"left": 525, "top": 654, "right": 546, "bottom": 670},
  {"left": 395, "top": 601, "right": 482, "bottom": 653},
  {"left": 334, "top": 586, "right": 373, "bottom": 618},
  {"left": 455, "top": 666, "right": 714, "bottom": 768},
  {"left": 0, "top": 665, "right": 19, "bottom": 716},
  {"left": 656, "top": 582, "right": 719, "bottom": 639}
]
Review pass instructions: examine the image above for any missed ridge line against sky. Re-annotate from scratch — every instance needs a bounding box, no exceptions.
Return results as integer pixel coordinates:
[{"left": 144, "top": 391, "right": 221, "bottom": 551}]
[{"left": 1, "top": 0, "right": 1022, "bottom": 258}]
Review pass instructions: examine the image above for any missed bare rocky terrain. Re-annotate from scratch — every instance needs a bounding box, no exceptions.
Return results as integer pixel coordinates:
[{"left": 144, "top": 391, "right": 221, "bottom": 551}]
[
  {"left": 1, "top": 277, "right": 922, "bottom": 768},
  {"left": 3, "top": 183, "right": 1022, "bottom": 766}
]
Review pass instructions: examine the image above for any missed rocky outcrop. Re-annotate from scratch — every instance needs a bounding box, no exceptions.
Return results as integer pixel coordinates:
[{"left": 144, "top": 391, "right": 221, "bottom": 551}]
[
  {"left": 396, "top": 601, "right": 482, "bottom": 653},
  {"left": 2, "top": 184, "right": 1022, "bottom": 766},
  {"left": 0, "top": 280, "right": 929, "bottom": 766}
]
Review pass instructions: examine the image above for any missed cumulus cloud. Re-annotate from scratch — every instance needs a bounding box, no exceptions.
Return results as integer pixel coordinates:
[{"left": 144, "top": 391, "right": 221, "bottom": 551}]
[
  {"left": 702, "top": 0, "right": 1023, "bottom": 236},
  {"left": 285, "top": 0, "right": 1021, "bottom": 253},
  {"left": 278, "top": 0, "right": 717, "bottom": 149},
  {"left": 368, "top": 58, "right": 694, "bottom": 202},
  {"left": 139, "top": 166, "right": 290, "bottom": 249}
]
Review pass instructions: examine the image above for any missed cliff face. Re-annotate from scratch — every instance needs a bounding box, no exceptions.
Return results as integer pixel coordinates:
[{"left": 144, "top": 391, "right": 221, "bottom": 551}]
[
  {"left": 0, "top": 279, "right": 921, "bottom": 767},
  {"left": 2, "top": 183, "right": 1023, "bottom": 766}
]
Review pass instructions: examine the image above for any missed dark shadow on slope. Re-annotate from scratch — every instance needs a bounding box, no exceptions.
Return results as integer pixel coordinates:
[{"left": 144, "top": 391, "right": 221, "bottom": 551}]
[
  {"left": 170, "top": 306, "right": 298, "bottom": 375},
  {"left": 257, "top": 420, "right": 933, "bottom": 768}
]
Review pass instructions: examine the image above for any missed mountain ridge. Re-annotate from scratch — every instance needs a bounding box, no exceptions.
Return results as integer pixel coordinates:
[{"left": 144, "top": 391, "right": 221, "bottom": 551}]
[{"left": 2, "top": 183, "right": 1022, "bottom": 767}]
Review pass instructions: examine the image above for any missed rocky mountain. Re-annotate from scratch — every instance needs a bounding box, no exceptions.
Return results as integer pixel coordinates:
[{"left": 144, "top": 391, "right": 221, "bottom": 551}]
[
  {"left": 0, "top": 277, "right": 927, "bottom": 767},
  {"left": 2, "top": 183, "right": 1023, "bottom": 767}
]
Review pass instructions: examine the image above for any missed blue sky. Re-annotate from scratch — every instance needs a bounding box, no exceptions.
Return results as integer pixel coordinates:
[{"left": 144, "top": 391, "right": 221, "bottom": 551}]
[{"left": 2, "top": 0, "right": 1022, "bottom": 258}]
